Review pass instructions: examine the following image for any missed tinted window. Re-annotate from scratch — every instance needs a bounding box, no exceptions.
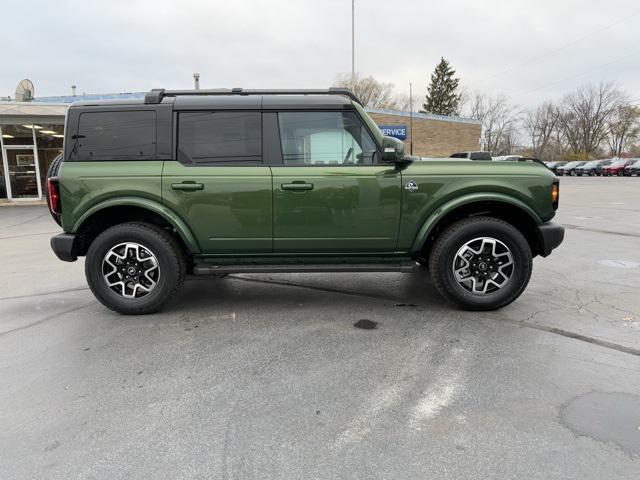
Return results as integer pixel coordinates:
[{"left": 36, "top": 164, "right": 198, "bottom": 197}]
[
  {"left": 178, "top": 111, "right": 261, "bottom": 164},
  {"left": 469, "top": 152, "right": 492, "bottom": 160},
  {"left": 278, "top": 111, "right": 377, "bottom": 166},
  {"left": 75, "top": 111, "right": 157, "bottom": 160}
]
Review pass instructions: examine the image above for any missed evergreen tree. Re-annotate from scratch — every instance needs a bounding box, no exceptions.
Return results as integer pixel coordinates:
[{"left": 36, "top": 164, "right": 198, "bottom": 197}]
[{"left": 421, "top": 58, "right": 461, "bottom": 116}]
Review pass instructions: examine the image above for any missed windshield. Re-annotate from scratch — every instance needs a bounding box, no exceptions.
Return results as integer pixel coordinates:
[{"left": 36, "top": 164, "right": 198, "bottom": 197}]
[
  {"left": 565, "top": 161, "right": 583, "bottom": 167},
  {"left": 610, "top": 159, "right": 626, "bottom": 167}
]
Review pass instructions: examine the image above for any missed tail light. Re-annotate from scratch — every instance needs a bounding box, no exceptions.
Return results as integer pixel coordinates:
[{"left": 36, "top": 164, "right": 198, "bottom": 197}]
[
  {"left": 47, "top": 177, "right": 61, "bottom": 215},
  {"left": 551, "top": 180, "right": 559, "bottom": 210}
]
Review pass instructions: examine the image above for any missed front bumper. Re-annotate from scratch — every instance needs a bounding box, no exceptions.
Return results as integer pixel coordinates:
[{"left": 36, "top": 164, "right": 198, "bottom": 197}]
[
  {"left": 50, "top": 233, "right": 79, "bottom": 262},
  {"left": 536, "top": 222, "right": 565, "bottom": 257}
]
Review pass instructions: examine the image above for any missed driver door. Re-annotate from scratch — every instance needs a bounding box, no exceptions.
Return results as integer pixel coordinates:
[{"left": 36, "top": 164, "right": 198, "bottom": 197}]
[{"left": 271, "top": 110, "right": 402, "bottom": 253}]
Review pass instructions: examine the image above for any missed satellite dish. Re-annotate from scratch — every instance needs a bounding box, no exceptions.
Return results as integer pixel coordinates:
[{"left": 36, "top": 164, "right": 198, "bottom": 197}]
[{"left": 15, "top": 79, "right": 35, "bottom": 102}]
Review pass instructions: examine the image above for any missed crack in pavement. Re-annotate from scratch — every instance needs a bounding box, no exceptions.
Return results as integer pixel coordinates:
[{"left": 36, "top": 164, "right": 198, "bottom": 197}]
[
  {"left": 0, "top": 211, "right": 50, "bottom": 229},
  {"left": 492, "top": 316, "right": 640, "bottom": 357},
  {"left": 562, "top": 224, "right": 640, "bottom": 239},
  {"left": 0, "top": 301, "right": 96, "bottom": 337},
  {"left": 0, "top": 287, "right": 90, "bottom": 301},
  {"left": 0, "top": 231, "right": 60, "bottom": 241}
]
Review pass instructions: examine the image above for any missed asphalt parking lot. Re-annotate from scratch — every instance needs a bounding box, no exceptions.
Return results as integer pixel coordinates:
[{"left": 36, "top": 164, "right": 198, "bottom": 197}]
[{"left": 1, "top": 177, "right": 639, "bottom": 479}]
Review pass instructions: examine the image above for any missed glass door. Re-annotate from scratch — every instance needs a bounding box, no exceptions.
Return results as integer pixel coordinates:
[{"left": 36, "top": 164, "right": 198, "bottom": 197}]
[{"left": 4, "top": 147, "right": 41, "bottom": 198}]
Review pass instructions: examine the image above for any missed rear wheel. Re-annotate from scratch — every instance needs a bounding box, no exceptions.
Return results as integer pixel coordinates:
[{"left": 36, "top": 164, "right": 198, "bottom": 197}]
[
  {"left": 85, "top": 222, "right": 186, "bottom": 314},
  {"left": 428, "top": 217, "right": 532, "bottom": 310}
]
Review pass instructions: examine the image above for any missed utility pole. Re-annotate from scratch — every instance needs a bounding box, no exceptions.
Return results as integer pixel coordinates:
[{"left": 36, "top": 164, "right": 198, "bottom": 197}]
[
  {"left": 409, "top": 82, "right": 414, "bottom": 155},
  {"left": 351, "top": 0, "right": 355, "bottom": 91},
  {"left": 193, "top": 73, "right": 200, "bottom": 90}
]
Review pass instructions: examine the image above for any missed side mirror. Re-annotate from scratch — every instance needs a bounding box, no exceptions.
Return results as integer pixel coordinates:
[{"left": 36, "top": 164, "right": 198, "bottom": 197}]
[{"left": 381, "top": 136, "right": 405, "bottom": 163}]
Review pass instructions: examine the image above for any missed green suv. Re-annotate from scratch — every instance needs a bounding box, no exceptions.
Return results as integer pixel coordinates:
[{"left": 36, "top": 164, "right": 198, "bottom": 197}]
[{"left": 48, "top": 88, "right": 564, "bottom": 314}]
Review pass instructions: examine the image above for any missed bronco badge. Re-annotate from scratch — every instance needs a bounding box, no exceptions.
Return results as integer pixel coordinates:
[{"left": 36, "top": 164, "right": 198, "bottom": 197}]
[{"left": 405, "top": 180, "right": 418, "bottom": 192}]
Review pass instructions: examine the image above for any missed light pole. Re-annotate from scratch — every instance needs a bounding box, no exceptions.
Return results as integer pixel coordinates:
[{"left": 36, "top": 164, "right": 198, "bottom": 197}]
[
  {"left": 409, "top": 82, "right": 413, "bottom": 155},
  {"left": 351, "top": 0, "right": 355, "bottom": 91}
]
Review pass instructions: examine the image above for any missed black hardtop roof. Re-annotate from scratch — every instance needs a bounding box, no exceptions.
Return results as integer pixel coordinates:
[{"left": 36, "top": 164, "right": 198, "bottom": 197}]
[
  {"left": 69, "top": 91, "right": 356, "bottom": 110},
  {"left": 174, "top": 94, "right": 353, "bottom": 110}
]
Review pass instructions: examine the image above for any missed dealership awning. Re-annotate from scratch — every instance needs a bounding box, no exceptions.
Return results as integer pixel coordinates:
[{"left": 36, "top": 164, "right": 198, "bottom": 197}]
[{"left": 0, "top": 102, "right": 68, "bottom": 125}]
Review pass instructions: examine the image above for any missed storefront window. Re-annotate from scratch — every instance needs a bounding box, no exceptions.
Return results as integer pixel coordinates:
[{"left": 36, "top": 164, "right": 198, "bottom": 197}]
[
  {"left": 1, "top": 122, "right": 64, "bottom": 200},
  {"left": 35, "top": 124, "right": 64, "bottom": 187},
  {"left": 4, "top": 148, "right": 39, "bottom": 198},
  {"left": 1, "top": 124, "right": 35, "bottom": 146},
  {"left": 0, "top": 154, "right": 6, "bottom": 199}
]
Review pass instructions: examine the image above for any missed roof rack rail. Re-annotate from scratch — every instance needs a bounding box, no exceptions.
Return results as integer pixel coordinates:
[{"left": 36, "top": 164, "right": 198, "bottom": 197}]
[
  {"left": 518, "top": 156, "right": 548, "bottom": 168},
  {"left": 144, "top": 87, "right": 362, "bottom": 105}
]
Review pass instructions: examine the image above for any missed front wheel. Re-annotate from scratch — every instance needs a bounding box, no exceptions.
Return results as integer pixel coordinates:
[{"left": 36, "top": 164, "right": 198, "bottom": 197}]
[
  {"left": 428, "top": 217, "right": 533, "bottom": 310},
  {"left": 85, "top": 222, "right": 186, "bottom": 314}
]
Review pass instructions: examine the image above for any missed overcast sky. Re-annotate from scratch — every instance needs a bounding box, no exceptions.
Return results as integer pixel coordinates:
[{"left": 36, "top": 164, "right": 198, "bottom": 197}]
[{"left": 2, "top": 0, "right": 638, "bottom": 109}]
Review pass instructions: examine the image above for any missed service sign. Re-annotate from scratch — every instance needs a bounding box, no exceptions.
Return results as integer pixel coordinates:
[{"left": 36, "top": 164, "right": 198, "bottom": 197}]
[{"left": 379, "top": 125, "right": 408, "bottom": 140}]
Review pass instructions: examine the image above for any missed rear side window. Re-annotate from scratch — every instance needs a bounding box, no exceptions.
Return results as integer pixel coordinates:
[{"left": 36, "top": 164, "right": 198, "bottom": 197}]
[
  {"left": 74, "top": 111, "right": 157, "bottom": 160},
  {"left": 178, "top": 111, "right": 262, "bottom": 164}
]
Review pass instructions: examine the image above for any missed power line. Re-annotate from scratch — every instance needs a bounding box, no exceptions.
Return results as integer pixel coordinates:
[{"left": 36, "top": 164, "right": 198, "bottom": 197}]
[
  {"left": 468, "top": 10, "right": 640, "bottom": 87},
  {"left": 517, "top": 50, "right": 640, "bottom": 97}
]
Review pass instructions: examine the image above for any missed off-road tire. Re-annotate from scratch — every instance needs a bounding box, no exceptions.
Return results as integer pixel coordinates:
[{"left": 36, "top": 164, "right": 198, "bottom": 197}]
[
  {"left": 85, "top": 222, "right": 186, "bottom": 315},
  {"left": 428, "top": 216, "right": 533, "bottom": 311}
]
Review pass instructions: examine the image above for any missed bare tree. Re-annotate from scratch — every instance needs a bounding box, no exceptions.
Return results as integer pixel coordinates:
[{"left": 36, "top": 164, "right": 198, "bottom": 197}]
[
  {"left": 606, "top": 104, "right": 640, "bottom": 157},
  {"left": 465, "top": 92, "right": 520, "bottom": 155},
  {"left": 497, "top": 124, "right": 520, "bottom": 156},
  {"left": 523, "top": 101, "right": 561, "bottom": 159},
  {"left": 548, "top": 126, "right": 570, "bottom": 162},
  {"left": 558, "top": 82, "right": 625, "bottom": 158},
  {"left": 392, "top": 92, "right": 420, "bottom": 112},
  {"left": 333, "top": 73, "right": 398, "bottom": 109}
]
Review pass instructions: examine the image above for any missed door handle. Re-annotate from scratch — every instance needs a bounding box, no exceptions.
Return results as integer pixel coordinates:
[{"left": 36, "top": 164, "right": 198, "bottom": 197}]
[
  {"left": 171, "top": 182, "right": 204, "bottom": 191},
  {"left": 281, "top": 182, "right": 313, "bottom": 191}
]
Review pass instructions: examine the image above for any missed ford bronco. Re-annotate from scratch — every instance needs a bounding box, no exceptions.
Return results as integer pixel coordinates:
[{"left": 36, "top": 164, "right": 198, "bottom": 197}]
[{"left": 48, "top": 88, "right": 564, "bottom": 314}]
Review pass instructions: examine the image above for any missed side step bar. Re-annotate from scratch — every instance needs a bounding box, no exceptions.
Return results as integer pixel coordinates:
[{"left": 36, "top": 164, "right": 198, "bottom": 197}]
[{"left": 193, "top": 262, "right": 421, "bottom": 275}]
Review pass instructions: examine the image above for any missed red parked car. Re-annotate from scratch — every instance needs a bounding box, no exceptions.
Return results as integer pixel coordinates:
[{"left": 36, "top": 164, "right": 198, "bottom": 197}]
[{"left": 602, "top": 159, "right": 632, "bottom": 176}]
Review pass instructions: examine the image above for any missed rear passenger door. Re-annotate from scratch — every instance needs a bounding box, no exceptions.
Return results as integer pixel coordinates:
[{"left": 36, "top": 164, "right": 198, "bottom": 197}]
[
  {"left": 162, "top": 110, "right": 272, "bottom": 254},
  {"left": 270, "top": 111, "right": 402, "bottom": 253}
]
